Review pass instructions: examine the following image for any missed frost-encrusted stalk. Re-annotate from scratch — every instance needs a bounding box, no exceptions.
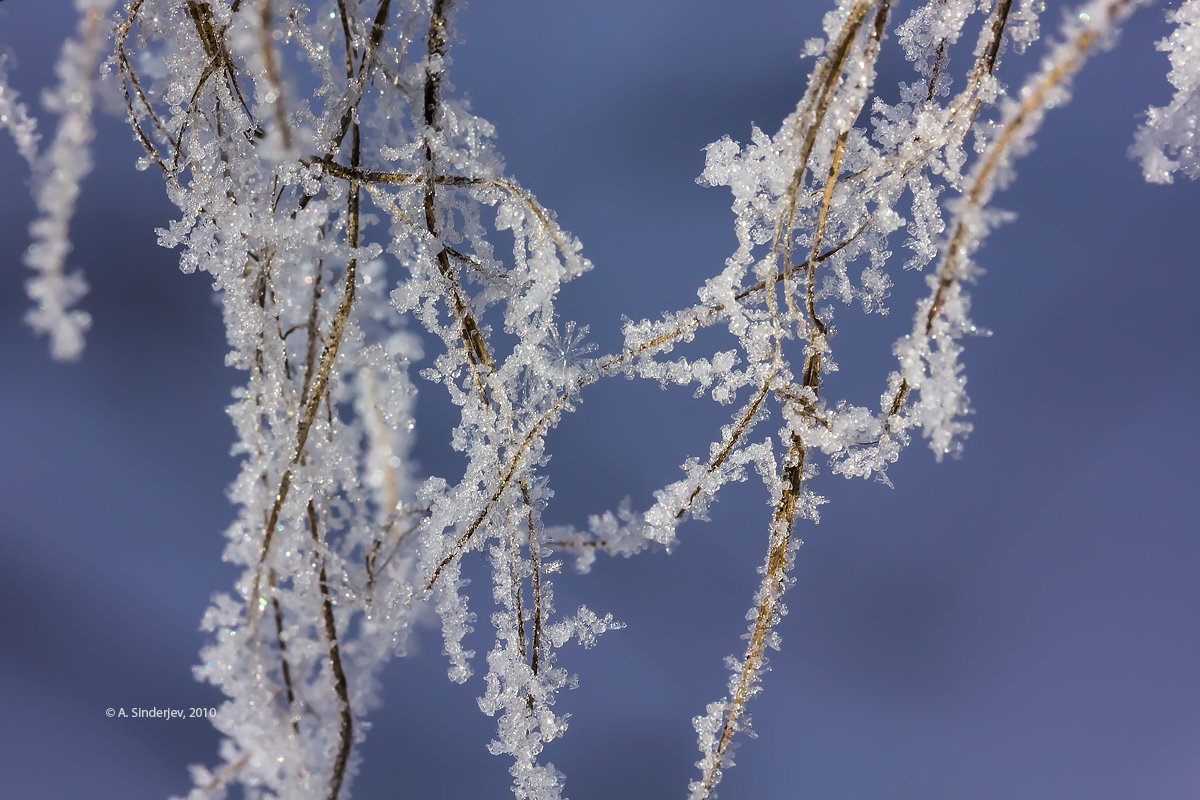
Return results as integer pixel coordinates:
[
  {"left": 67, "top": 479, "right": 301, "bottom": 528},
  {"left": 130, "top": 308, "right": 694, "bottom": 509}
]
[
  {"left": 9, "top": 0, "right": 1196, "bottom": 798},
  {"left": 267, "top": 572, "right": 300, "bottom": 736},
  {"left": 1131, "top": 0, "right": 1199, "bottom": 182},
  {"left": 23, "top": 0, "right": 118, "bottom": 361},
  {"left": 248, "top": 119, "right": 361, "bottom": 624},
  {"left": 308, "top": 501, "right": 354, "bottom": 800},
  {"left": 114, "top": 0, "right": 168, "bottom": 174},
  {"left": 773, "top": 0, "right": 872, "bottom": 331},
  {"left": 885, "top": 0, "right": 1142, "bottom": 460},
  {"left": 0, "top": 52, "right": 39, "bottom": 164},
  {"left": 689, "top": 6, "right": 888, "bottom": 796},
  {"left": 690, "top": 437, "right": 806, "bottom": 800},
  {"left": 418, "top": 0, "right": 495, "bottom": 409}
]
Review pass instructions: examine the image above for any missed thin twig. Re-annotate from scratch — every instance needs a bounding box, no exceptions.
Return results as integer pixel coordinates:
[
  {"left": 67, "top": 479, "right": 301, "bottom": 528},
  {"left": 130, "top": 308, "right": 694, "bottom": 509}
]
[
  {"left": 879, "top": 0, "right": 1125, "bottom": 440},
  {"left": 694, "top": 5, "right": 888, "bottom": 796},
  {"left": 249, "top": 119, "right": 362, "bottom": 621},
  {"left": 307, "top": 502, "right": 353, "bottom": 800},
  {"left": 268, "top": 570, "right": 300, "bottom": 735}
]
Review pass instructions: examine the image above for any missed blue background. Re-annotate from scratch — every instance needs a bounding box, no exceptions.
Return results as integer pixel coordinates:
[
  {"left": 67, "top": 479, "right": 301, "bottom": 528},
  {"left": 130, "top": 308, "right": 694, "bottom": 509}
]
[{"left": 1, "top": 1, "right": 1198, "bottom": 798}]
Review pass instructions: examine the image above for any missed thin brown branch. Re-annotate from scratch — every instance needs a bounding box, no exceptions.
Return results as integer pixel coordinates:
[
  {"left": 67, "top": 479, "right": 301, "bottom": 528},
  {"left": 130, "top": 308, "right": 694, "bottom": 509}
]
[
  {"left": 268, "top": 569, "right": 300, "bottom": 735},
  {"left": 314, "top": 159, "right": 576, "bottom": 266},
  {"left": 774, "top": 0, "right": 870, "bottom": 278},
  {"left": 317, "top": 157, "right": 422, "bottom": 184},
  {"left": 511, "top": 481, "right": 544, "bottom": 714},
  {"left": 927, "top": 18, "right": 1103, "bottom": 334},
  {"left": 115, "top": 0, "right": 170, "bottom": 174},
  {"left": 366, "top": 506, "right": 429, "bottom": 588},
  {"left": 695, "top": 435, "right": 806, "bottom": 800},
  {"left": 307, "top": 502, "right": 353, "bottom": 800},
  {"left": 695, "top": 8, "right": 888, "bottom": 797},
  {"left": 878, "top": 0, "right": 1125, "bottom": 443},
  {"left": 676, "top": 378, "right": 772, "bottom": 520},
  {"left": 521, "top": 481, "right": 543, "bottom": 680},
  {"left": 319, "top": 0, "right": 392, "bottom": 159},
  {"left": 965, "top": 0, "right": 1016, "bottom": 135},
  {"left": 335, "top": 0, "right": 354, "bottom": 77},
  {"left": 677, "top": 1, "right": 877, "bottom": 532},
  {"left": 187, "top": 1, "right": 257, "bottom": 128},
  {"left": 172, "top": 59, "right": 219, "bottom": 172},
  {"left": 828, "top": 0, "right": 1019, "bottom": 196},
  {"left": 300, "top": 258, "right": 324, "bottom": 409},
  {"left": 505, "top": 501, "right": 529, "bottom": 667},
  {"left": 423, "top": 401, "right": 557, "bottom": 592},
  {"left": 927, "top": 39, "right": 949, "bottom": 103},
  {"left": 490, "top": 177, "right": 579, "bottom": 264},
  {"left": 418, "top": 0, "right": 494, "bottom": 408},
  {"left": 196, "top": 754, "right": 250, "bottom": 795},
  {"left": 802, "top": 128, "right": 849, "bottom": 338},
  {"left": 249, "top": 124, "right": 362, "bottom": 620},
  {"left": 366, "top": 0, "right": 396, "bottom": 72}
]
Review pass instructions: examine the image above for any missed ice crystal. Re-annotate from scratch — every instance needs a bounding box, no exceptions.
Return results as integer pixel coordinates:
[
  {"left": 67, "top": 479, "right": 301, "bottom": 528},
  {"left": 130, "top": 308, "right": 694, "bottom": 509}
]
[{"left": 539, "top": 320, "right": 598, "bottom": 382}]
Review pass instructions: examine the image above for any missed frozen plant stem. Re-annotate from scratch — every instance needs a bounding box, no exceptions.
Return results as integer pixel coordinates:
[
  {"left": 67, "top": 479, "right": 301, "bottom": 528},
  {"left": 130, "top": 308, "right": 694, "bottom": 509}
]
[
  {"left": 22, "top": 0, "right": 118, "bottom": 361},
  {"left": 6, "top": 0, "right": 1197, "bottom": 798}
]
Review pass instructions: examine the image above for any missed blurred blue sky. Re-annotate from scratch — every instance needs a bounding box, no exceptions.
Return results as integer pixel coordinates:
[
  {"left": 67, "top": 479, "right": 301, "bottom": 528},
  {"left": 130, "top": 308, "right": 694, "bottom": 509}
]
[{"left": 1, "top": 2, "right": 1198, "bottom": 798}]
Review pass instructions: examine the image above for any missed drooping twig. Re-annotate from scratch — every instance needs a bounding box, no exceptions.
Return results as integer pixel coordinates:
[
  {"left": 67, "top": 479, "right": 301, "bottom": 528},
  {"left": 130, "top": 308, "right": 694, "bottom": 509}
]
[
  {"left": 878, "top": 0, "right": 1135, "bottom": 443},
  {"left": 692, "top": 6, "right": 888, "bottom": 796},
  {"left": 307, "top": 502, "right": 354, "bottom": 800},
  {"left": 249, "top": 115, "right": 363, "bottom": 622}
]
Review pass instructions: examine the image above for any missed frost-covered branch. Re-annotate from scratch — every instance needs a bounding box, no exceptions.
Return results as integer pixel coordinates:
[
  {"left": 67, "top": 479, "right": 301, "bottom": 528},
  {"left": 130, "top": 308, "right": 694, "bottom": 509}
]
[
  {"left": 5, "top": 0, "right": 1197, "bottom": 797},
  {"left": 22, "top": 0, "right": 117, "bottom": 361},
  {"left": 1131, "top": 0, "right": 1199, "bottom": 182}
]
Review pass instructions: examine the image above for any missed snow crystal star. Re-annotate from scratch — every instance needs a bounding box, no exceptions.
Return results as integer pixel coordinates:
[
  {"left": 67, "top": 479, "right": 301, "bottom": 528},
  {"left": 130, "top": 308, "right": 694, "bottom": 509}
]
[{"left": 541, "top": 320, "right": 597, "bottom": 380}]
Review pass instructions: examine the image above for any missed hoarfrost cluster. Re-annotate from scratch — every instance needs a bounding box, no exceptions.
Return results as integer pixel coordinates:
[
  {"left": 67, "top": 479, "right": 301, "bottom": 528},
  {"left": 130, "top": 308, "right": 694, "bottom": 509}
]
[{"left": 4, "top": 0, "right": 1196, "bottom": 798}]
